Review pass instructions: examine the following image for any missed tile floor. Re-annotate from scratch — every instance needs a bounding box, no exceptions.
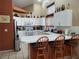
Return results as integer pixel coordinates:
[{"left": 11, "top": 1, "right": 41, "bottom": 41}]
[
  {"left": 0, "top": 42, "right": 28, "bottom": 59},
  {"left": 0, "top": 42, "right": 78, "bottom": 59}
]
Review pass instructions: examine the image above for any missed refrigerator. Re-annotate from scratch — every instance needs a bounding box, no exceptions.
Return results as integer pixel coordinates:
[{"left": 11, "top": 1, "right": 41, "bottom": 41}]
[{"left": 13, "top": 19, "right": 20, "bottom": 51}]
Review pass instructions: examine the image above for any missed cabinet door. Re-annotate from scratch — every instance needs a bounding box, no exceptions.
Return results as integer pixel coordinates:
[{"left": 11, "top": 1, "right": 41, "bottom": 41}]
[
  {"left": 34, "top": 18, "right": 38, "bottom": 26},
  {"left": 0, "top": 24, "right": 4, "bottom": 50},
  {"left": 37, "top": 18, "right": 40, "bottom": 25},
  {"left": 53, "top": 10, "right": 72, "bottom": 26},
  {"left": 14, "top": 17, "right": 22, "bottom": 26},
  {"left": 60, "top": 10, "right": 72, "bottom": 26},
  {"left": 34, "top": 18, "right": 40, "bottom": 26},
  {"left": 32, "top": 18, "right": 35, "bottom": 26},
  {"left": 28, "top": 18, "right": 33, "bottom": 26},
  {"left": 2, "top": 24, "right": 14, "bottom": 50},
  {"left": 17, "top": 18, "right": 22, "bottom": 26},
  {"left": 54, "top": 13, "right": 60, "bottom": 26},
  {"left": 0, "top": 24, "right": 14, "bottom": 50},
  {"left": 40, "top": 18, "right": 45, "bottom": 26},
  {"left": 46, "top": 18, "right": 53, "bottom": 26}
]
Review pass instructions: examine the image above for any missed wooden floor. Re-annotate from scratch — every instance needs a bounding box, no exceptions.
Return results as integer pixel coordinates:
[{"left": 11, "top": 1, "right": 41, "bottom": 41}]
[{"left": 0, "top": 42, "right": 28, "bottom": 59}]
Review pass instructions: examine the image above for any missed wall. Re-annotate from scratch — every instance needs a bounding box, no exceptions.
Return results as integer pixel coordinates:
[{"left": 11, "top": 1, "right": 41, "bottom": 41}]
[
  {"left": 68, "top": 0, "right": 79, "bottom": 26},
  {"left": 0, "top": 0, "right": 14, "bottom": 50},
  {"left": 23, "top": 3, "right": 47, "bottom": 16},
  {"left": 33, "top": 3, "right": 42, "bottom": 16},
  {"left": 33, "top": 3, "right": 47, "bottom": 16}
]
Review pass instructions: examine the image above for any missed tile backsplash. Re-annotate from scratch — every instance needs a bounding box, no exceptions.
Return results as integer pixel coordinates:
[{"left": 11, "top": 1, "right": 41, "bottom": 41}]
[
  {"left": 70, "top": 26, "right": 79, "bottom": 34},
  {"left": 56, "top": 26, "right": 79, "bottom": 34}
]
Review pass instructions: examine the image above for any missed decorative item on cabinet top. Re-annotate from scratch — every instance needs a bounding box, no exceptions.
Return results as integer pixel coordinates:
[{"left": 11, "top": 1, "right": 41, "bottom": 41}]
[{"left": 0, "top": 15, "right": 10, "bottom": 23}]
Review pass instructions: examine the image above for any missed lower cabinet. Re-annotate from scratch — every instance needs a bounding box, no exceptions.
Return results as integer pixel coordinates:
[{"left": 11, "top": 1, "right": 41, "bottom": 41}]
[
  {"left": 29, "top": 41, "right": 71, "bottom": 59},
  {"left": 0, "top": 25, "right": 5, "bottom": 51},
  {"left": 0, "top": 26, "right": 3, "bottom": 50},
  {"left": 64, "top": 45, "right": 71, "bottom": 56}
]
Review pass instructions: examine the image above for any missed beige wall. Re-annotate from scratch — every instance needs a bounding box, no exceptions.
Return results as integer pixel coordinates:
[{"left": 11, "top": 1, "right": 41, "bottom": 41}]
[
  {"left": 33, "top": 3, "right": 48, "bottom": 16},
  {"left": 65, "top": 0, "right": 79, "bottom": 26},
  {"left": 23, "top": 4, "right": 47, "bottom": 16},
  {"left": 33, "top": 3, "right": 42, "bottom": 16},
  {"left": 68, "top": 0, "right": 79, "bottom": 26}
]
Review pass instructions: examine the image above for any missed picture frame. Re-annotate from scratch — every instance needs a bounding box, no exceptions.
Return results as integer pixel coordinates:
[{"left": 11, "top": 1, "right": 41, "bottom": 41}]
[{"left": 0, "top": 15, "right": 10, "bottom": 23}]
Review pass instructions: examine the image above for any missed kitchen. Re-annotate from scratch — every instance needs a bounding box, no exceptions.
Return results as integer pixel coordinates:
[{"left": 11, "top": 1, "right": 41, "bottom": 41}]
[{"left": 0, "top": 0, "right": 79, "bottom": 59}]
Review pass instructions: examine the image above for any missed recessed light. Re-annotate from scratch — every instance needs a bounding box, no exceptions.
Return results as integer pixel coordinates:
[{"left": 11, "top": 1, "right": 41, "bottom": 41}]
[{"left": 38, "top": 0, "right": 42, "bottom": 2}]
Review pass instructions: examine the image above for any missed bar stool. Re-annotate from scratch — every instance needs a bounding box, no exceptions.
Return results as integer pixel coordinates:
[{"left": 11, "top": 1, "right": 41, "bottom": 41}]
[
  {"left": 36, "top": 36, "right": 49, "bottom": 59},
  {"left": 54, "top": 35, "right": 65, "bottom": 59},
  {"left": 70, "top": 34, "right": 79, "bottom": 59}
]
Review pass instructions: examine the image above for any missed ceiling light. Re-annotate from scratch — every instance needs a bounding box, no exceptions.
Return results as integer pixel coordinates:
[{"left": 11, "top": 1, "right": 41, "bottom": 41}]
[{"left": 38, "top": 0, "right": 42, "bottom": 2}]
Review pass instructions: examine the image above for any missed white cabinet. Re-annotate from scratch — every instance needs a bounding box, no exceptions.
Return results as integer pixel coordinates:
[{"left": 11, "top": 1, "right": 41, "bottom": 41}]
[
  {"left": 28, "top": 18, "right": 35, "bottom": 26},
  {"left": 40, "top": 18, "right": 45, "bottom": 26},
  {"left": 32, "top": 18, "right": 41, "bottom": 26},
  {"left": 37, "top": 18, "right": 41, "bottom": 25},
  {"left": 52, "top": 10, "right": 72, "bottom": 26},
  {"left": 31, "top": 18, "right": 35, "bottom": 26},
  {"left": 46, "top": 17, "right": 53, "bottom": 26},
  {"left": 13, "top": 17, "right": 23, "bottom": 26},
  {"left": 47, "top": 5, "right": 55, "bottom": 15},
  {"left": 61, "top": 10, "right": 72, "bottom": 26},
  {"left": 14, "top": 17, "right": 46, "bottom": 26},
  {"left": 34, "top": 18, "right": 40, "bottom": 26},
  {"left": 34, "top": 18, "right": 45, "bottom": 26}
]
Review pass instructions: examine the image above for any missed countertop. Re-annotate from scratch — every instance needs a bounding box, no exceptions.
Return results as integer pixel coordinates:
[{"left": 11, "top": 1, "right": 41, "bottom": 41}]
[{"left": 20, "top": 32, "right": 71, "bottom": 43}]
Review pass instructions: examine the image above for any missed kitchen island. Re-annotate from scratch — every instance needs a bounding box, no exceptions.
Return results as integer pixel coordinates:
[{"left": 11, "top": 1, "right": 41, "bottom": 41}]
[{"left": 20, "top": 32, "right": 78, "bottom": 59}]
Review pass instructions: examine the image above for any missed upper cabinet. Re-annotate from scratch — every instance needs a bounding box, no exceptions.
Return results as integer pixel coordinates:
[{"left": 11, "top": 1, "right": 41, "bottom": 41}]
[
  {"left": 13, "top": 17, "right": 45, "bottom": 26},
  {"left": 40, "top": 18, "right": 45, "bottom": 26},
  {"left": 34, "top": 18, "right": 45, "bottom": 26},
  {"left": 46, "top": 17, "right": 53, "bottom": 26},
  {"left": 52, "top": 10, "right": 72, "bottom": 26},
  {"left": 46, "top": 2, "right": 55, "bottom": 17},
  {"left": 13, "top": 17, "right": 22, "bottom": 26},
  {"left": 47, "top": 5, "right": 55, "bottom": 15}
]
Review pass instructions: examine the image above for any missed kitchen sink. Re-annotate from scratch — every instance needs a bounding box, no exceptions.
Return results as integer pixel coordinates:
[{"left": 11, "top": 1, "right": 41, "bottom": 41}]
[
  {"left": 38, "top": 32, "right": 50, "bottom": 35},
  {"left": 25, "top": 31, "right": 50, "bottom": 36}
]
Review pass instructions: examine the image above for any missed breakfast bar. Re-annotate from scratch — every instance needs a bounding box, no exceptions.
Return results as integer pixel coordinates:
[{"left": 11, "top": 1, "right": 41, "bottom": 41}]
[
  {"left": 20, "top": 32, "right": 71, "bottom": 43},
  {"left": 20, "top": 32, "right": 78, "bottom": 59}
]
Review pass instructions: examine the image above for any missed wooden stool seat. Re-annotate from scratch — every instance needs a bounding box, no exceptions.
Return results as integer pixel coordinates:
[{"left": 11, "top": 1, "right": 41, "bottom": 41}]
[
  {"left": 36, "top": 36, "right": 49, "bottom": 59},
  {"left": 54, "top": 35, "right": 65, "bottom": 59}
]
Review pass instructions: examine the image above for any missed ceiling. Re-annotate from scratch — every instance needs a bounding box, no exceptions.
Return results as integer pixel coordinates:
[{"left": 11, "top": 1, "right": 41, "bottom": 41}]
[
  {"left": 12, "top": 0, "right": 34, "bottom": 8},
  {"left": 12, "top": 0, "right": 54, "bottom": 8}
]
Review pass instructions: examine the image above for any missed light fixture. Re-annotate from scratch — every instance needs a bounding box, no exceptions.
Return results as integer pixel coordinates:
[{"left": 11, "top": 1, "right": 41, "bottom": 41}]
[{"left": 37, "top": 0, "right": 42, "bottom": 2}]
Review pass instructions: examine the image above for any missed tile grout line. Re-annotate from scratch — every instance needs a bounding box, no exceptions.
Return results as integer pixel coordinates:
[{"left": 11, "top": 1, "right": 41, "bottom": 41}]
[
  {"left": 8, "top": 51, "right": 11, "bottom": 59},
  {"left": 22, "top": 50, "right": 25, "bottom": 59},
  {"left": 0, "top": 52, "right": 3, "bottom": 59},
  {"left": 0, "top": 53, "right": 1, "bottom": 59},
  {"left": 15, "top": 52, "right": 18, "bottom": 59},
  {"left": 0, "top": 42, "right": 28, "bottom": 59},
  {"left": 21, "top": 43, "right": 25, "bottom": 59}
]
